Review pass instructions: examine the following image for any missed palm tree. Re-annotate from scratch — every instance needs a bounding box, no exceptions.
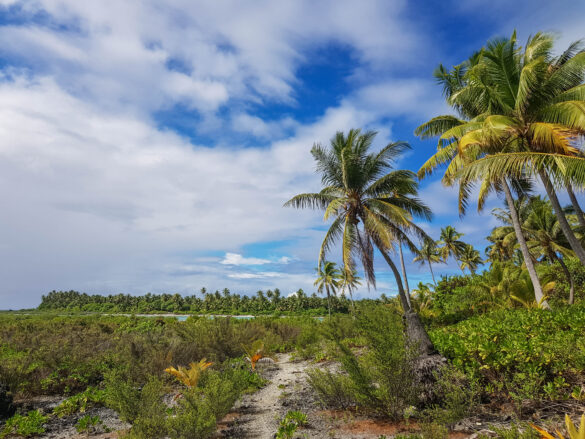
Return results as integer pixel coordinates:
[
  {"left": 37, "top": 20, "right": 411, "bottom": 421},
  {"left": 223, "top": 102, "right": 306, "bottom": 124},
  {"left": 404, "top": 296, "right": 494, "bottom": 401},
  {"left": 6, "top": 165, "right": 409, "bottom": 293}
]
[
  {"left": 459, "top": 243, "right": 482, "bottom": 275},
  {"left": 440, "top": 33, "right": 585, "bottom": 264},
  {"left": 438, "top": 226, "right": 466, "bottom": 273},
  {"left": 339, "top": 267, "right": 361, "bottom": 313},
  {"left": 314, "top": 261, "right": 341, "bottom": 317},
  {"left": 523, "top": 197, "right": 576, "bottom": 304},
  {"left": 285, "top": 129, "right": 440, "bottom": 360},
  {"left": 413, "top": 239, "right": 443, "bottom": 286}
]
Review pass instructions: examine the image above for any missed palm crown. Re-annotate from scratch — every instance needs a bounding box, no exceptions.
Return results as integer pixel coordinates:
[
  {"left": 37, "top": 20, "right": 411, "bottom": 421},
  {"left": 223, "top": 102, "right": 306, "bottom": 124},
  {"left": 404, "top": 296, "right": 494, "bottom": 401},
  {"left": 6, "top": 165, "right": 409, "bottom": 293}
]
[{"left": 285, "top": 129, "right": 431, "bottom": 293}]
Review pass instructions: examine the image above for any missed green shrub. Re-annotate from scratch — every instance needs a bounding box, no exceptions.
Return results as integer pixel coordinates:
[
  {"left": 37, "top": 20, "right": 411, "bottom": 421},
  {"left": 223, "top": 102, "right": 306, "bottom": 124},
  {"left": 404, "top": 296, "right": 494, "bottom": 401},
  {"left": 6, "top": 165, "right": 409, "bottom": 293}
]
[
  {"left": 53, "top": 386, "right": 105, "bottom": 417},
  {"left": 430, "top": 306, "right": 585, "bottom": 402},
  {"left": 0, "top": 410, "right": 48, "bottom": 438},
  {"left": 124, "top": 378, "right": 167, "bottom": 439},
  {"left": 308, "top": 306, "right": 418, "bottom": 419},
  {"left": 75, "top": 415, "right": 103, "bottom": 434},
  {"left": 275, "top": 411, "right": 308, "bottom": 439},
  {"left": 422, "top": 366, "right": 479, "bottom": 426}
]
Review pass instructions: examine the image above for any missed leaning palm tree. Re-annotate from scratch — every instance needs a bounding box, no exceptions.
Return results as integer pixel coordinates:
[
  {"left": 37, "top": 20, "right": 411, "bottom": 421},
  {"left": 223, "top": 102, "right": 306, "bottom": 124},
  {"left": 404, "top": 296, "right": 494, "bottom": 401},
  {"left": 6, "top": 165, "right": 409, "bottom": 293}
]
[
  {"left": 285, "top": 129, "right": 442, "bottom": 369},
  {"left": 459, "top": 243, "right": 483, "bottom": 275},
  {"left": 438, "top": 226, "right": 467, "bottom": 273},
  {"left": 314, "top": 261, "right": 341, "bottom": 317},
  {"left": 413, "top": 239, "right": 443, "bottom": 286}
]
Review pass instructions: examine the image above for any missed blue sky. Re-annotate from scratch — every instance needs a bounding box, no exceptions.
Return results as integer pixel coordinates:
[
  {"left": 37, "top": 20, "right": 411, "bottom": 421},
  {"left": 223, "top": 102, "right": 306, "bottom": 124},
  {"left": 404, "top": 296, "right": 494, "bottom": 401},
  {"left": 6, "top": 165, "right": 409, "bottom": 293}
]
[{"left": 0, "top": 0, "right": 584, "bottom": 308}]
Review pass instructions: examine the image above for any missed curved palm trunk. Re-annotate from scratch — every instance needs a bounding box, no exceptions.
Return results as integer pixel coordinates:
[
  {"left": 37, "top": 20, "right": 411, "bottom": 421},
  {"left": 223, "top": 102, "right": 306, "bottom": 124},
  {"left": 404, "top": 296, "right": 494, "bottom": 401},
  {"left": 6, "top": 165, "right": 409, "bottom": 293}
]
[
  {"left": 428, "top": 260, "right": 437, "bottom": 286},
  {"left": 325, "top": 285, "right": 331, "bottom": 317},
  {"left": 567, "top": 183, "right": 585, "bottom": 231},
  {"left": 378, "top": 248, "right": 435, "bottom": 356},
  {"left": 379, "top": 247, "right": 446, "bottom": 401},
  {"left": 540, "top": 170, "right": 585, "bottom": 265},
  {"left": 502, "top": 180, "right": 550, "bottom": 309},
  {"left": 398, "top": 242, "right": 412, "bottom": 308}
]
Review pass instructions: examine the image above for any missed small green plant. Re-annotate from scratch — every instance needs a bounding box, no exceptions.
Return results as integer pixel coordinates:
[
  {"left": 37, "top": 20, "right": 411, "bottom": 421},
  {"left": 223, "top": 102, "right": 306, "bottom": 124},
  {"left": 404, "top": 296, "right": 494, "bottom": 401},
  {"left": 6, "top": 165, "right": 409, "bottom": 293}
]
[
  {"left": 0, "top": 410, "right": 48, "bottom": 438},
  {"left": 75, "top": 415, "right": 102, "bottom": 434},
  {"left": 53, "top": 386, "right": 106, "bottom": 417},
  {"left": 276, "top": 411, "right": 308, "bottom": 439}
]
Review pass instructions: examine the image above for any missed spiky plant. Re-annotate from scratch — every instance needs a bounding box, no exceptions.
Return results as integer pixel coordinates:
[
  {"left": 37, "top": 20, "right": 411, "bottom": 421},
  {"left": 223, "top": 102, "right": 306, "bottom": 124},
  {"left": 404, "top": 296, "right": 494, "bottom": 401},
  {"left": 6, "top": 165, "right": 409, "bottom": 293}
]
[{"left": 164, "top": 358, "right": 213, "bottom": 388}]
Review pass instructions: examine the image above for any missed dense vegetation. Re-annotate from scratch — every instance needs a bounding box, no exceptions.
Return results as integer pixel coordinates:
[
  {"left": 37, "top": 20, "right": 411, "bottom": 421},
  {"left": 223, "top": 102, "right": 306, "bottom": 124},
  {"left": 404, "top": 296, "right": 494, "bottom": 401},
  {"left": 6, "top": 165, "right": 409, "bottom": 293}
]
[
  {"left": 3, "top": 30, "right": 585, "bottom": 439},
  {"left": 37, "top": 288, "right": 359, "bottom": 315},
  {"left": 0, "top": 313, "right": 321, "bottom": 437}
]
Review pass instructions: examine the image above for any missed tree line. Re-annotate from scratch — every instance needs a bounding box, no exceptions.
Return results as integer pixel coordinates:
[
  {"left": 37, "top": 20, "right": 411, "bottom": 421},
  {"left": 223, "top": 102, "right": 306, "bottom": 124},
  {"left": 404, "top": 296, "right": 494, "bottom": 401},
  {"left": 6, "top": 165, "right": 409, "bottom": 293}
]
[{"left": 37, "top": 288, "right": 390, "bottom": 314}]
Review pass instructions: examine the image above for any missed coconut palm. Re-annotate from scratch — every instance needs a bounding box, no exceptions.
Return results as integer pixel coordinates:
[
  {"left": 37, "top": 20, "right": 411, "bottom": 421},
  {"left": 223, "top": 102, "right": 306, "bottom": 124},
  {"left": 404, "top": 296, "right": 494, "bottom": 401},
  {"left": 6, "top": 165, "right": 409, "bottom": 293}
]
[
  {"left": 339, "top": 267, "right": 361, "bottom": 313},
  {"left": 459, "top": 243, "right": 483, "bottom": 275},
  {"left": 413, "top": 239, "right": 443, "bottom": 285},
  {"left": 523, "top": 197, "right": 576, "bottom": 304},
  {"left": 438, "top": 226, "right": 467, "bottom": 273},
  {"left": 444, "top": 33, "right": 585, "bottom": 264},
  {"left": 285, "top": 129, "right": 439, "bottom": 359},
  {"left": 314, "top": 261, "right": 341, "bottom": 317}
]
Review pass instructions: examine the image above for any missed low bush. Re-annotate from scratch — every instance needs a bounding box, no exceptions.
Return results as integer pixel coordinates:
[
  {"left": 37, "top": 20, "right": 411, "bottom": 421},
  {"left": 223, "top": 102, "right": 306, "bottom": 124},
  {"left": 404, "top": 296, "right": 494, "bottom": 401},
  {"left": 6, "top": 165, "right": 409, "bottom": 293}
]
[
  {"left": 0, "top": 410, "right": 48, "bottom": 438},
  {"left": 308, "top": 306, "right": 418, "bottom": 419},
  {"left": 430, "top": 306, "right": 585, "bottom": 402}
]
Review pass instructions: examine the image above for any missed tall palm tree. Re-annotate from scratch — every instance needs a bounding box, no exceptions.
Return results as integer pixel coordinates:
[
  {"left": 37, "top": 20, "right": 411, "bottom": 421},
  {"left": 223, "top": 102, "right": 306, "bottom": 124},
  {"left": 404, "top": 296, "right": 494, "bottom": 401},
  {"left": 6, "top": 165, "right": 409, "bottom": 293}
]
[
  {"left": 438, "top": 226, "right": 466, "bottom": 273},
  {"left": 314, "top": 261, "right": 341, "bottom": 317},
  {"left": 459, "top": 243, "right": 483, "bottom": 275},
  {"left": 440, "top": 33, "right": 585, "bottom": 264},
  {"left": 413, "top": 239, "right": 443, "bottom": 286},
  {"left": 285, "top": 129, "right": 440, "bottom": 360}
]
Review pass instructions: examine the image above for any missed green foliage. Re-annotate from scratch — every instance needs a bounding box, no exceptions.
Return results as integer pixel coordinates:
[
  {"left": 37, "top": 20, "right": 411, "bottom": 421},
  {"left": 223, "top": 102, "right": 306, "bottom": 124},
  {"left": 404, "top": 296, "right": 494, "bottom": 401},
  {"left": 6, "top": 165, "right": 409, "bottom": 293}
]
[
  {"left": 430, "top": 306, "right": 585, "bottom": 401},
  {"left": 276, "top": 411, "right": 308, "bottom": 439},
  {"left": 308, "top": 306, "right": 418, "bottom": 419},
  {"left": 75, "top": 415, "right": 103, "bottom": 434},
  {"left": 53, "top": 386, "right": 105, "bottom": 417},
  {"left": 38, "top": 289, "right": 353, "bottom": 315},
  {"left": 0, "top": 410, "right": 48, "bottom": 438},
  {"left": 422, "top": 366, "right": 479, "bottom": 426}
]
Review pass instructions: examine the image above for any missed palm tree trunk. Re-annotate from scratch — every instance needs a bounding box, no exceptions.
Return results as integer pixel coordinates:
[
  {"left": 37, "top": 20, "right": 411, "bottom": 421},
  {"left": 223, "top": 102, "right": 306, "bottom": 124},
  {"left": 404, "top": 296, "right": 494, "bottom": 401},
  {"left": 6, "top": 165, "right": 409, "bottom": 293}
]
[
  {"left": 502, "top": 179, "right": 550, "bottom": 309},
  {"left": 379, "top": 247, "right": 446, "bottom": 400},
  {"left": 398, "top": 242, "right": 412, "bottom": 308},
  {"left": 378, "top": 248, "right": 436, "bottom": 356},
  {"left": 556, "top": 255, "right": 575, "bottom": 305},
  {"left": 540, "top": 170, "right": 585, "bottom": 265},
  {"left": 567, "top": 183, "right": 585, "bottom": 230},
  {"left": 325, "top": 285, "right": 331, "bottom": 317},
  {"left": 428, "top": 260, "right": 437, "bottom": 286}
]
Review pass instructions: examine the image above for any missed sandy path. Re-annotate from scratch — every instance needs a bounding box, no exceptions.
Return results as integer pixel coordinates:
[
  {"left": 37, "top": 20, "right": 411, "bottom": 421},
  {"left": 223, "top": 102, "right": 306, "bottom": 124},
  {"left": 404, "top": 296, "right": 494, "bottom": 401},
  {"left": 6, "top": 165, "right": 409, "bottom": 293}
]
[{"left": 220, "top": 353, "right": 311, "bottom": 438}]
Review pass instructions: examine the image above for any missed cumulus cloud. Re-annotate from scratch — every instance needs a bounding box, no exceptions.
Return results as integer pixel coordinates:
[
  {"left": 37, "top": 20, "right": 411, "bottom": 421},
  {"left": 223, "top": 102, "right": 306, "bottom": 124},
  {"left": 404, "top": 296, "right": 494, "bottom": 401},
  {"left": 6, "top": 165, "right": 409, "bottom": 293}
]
[{"left": 220, "top": 253, "right": 271, "bottom": 266}]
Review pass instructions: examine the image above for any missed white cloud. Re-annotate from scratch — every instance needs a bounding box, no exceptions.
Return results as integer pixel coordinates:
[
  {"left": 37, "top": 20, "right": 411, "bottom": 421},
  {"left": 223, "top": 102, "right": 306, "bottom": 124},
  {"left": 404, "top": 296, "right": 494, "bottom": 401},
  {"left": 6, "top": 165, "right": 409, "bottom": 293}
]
[
  {"left": 220, "top": 253, "right": 271, "bottom": 266},
  {"left": 228, "top": 272, "right": 283, "bottom": 279}
]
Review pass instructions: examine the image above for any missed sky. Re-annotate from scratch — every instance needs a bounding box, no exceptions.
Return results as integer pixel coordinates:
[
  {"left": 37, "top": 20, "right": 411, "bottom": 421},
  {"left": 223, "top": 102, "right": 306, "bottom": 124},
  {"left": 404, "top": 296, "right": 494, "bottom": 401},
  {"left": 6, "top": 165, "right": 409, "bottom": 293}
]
[{"left": 1, "top": 0, "right": 584, "bottom": 309}]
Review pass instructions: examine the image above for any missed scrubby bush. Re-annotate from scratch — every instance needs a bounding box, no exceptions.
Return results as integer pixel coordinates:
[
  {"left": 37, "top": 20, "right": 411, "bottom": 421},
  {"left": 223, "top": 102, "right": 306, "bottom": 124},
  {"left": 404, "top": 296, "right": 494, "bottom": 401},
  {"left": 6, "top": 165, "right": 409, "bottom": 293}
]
[{"left": 308, "top": 306, "right": 418, "bottom": 419}]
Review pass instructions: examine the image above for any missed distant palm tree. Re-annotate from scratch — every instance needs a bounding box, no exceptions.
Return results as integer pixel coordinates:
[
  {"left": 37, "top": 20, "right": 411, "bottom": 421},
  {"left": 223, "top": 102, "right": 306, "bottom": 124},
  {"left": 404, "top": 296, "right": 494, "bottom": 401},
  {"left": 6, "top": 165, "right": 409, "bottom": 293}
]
[
  {"left": 339, "top": 267, "right": 361, "bottom": 313},
  {"left": 314, "top": 261, "right": 341, "bottom": 317},
  {"left": 523, "top": 197, "right": 575, "bottom": 304},
  {"left": 285, "top": 128, "right": 439, "bottom": 358},
  {"left": 459, "top": 244, "right": 482, "bottom": 275},
  {"left": 438, "top": 226, "right": 466, "bottom": 273},
  {"left": 413, "top": 239, "right": 443, "bottom": 286}
]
